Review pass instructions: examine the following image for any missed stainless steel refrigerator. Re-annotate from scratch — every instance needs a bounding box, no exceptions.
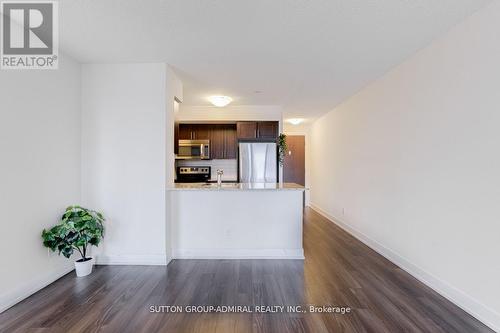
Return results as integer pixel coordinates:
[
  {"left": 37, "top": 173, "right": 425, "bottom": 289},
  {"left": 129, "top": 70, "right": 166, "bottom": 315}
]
[{"left": 239, "top": 142, "right": 277, "bottom": 183}]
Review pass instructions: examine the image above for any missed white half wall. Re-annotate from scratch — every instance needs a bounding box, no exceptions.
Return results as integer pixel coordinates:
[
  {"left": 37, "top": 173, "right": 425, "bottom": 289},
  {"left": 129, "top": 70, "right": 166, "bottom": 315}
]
[
  {"left": 309, "top": 2, "right": 500, "bottom": 330},
  {"left": 82, "top": 63, "right": 178, "bottom": 265},
  {"left": 170, "top": 189, "right": 304, "bottom": 259},
  {"left": 0, "top": 54, "right": 82, "bottom": 313}
]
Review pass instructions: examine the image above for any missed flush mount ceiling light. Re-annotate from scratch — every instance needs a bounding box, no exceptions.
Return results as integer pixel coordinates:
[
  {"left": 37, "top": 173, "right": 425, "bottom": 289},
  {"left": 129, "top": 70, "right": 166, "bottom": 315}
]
[
  {"left": 209, "top": 95, "right": 232, "bottom": 107},
  {"left": 287, "top": 118, "right": 304, "bottom": 125}
]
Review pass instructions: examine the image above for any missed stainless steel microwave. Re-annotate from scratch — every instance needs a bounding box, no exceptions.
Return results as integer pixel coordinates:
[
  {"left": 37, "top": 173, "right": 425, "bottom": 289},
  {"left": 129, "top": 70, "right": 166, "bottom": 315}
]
[{"left": 177, "top": 140, "right": 210, "bottom": 159}]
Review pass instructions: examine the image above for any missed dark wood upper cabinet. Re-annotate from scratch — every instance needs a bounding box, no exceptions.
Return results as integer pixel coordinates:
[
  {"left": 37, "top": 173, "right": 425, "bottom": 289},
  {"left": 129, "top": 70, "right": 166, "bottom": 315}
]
[
  {"left": 237, "top": 121, "right": 279, "bottom": 140},
  {"left": 174, "top": 122, "right": 180, "bottom": 154},
  {"left": 178, "top": 124, "right": 210, "bottom": 140},
  {"left": 209, "top": 125, "right": 225, "bottom": 159},
  {"left": 191, "top": 124, "right": 209, "bottom": 140},
  {"left": 257, "top": 121, "right": 279, "bottom": 139},
  {"left": 224, "top": 126, "right": 237, "bottom": 159},
  {"left": 236, "top": 122, "right": 258, "bottom": 139},
  {"left": 178, "top": 124, "right": 192, "bottom": 140},
  {"left": 212, "top": 124, "right": 238, "bottom": 159},
  {"left": 177, "top": 123, "right": 237, "bottom": 160},
  {"left": 176, "top": 122, "right": 275, "bottom": 159}
]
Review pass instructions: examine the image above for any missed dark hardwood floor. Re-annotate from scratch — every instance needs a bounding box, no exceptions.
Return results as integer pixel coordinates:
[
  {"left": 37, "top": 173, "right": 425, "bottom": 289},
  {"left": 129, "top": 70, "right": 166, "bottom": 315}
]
[{"left": 0, "top": 208, "right": 493, "bottom": 332}]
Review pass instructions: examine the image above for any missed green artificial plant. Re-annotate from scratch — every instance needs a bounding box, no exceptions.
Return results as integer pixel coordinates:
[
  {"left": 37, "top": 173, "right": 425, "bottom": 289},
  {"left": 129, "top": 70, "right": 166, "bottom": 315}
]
[
  {"left": 42, "top": 206, "right": 105, "bottom": 262},
  {"left": 278, "top": 133, "right": 288, "bottom": 166}
]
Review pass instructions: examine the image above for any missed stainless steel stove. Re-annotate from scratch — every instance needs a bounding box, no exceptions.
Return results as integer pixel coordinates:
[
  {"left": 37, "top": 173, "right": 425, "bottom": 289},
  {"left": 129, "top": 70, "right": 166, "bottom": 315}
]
[{"left": 176, "top": 166, "right": 211, "bottom": 183}]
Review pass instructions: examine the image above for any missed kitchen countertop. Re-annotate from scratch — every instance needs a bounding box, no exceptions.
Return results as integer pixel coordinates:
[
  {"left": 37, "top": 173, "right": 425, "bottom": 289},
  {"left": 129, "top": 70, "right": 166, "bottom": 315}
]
[{"left": 168, "top": 182, "right": 306, "bottom": 191}]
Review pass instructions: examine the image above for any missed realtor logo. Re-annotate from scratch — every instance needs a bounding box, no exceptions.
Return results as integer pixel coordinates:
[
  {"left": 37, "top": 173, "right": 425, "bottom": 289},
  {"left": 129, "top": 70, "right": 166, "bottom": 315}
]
[{"left": 1, "top": 1, "right": 58, "bottom": 69}]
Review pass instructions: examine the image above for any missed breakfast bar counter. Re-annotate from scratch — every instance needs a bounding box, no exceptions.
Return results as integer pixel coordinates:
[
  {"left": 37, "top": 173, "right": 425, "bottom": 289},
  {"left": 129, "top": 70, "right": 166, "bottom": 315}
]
[
  {"left": 167, "top": 183, "right": 306, "bottom": 260},
  {"left": 169, "top": 182, "right": 305, "bottom": 191}
]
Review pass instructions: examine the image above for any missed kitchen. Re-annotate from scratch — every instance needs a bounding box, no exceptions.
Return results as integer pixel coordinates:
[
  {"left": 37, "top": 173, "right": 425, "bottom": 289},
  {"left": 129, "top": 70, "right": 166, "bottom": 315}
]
[{"left": 167, "top": 102, "right": 306, "bottom": 259}]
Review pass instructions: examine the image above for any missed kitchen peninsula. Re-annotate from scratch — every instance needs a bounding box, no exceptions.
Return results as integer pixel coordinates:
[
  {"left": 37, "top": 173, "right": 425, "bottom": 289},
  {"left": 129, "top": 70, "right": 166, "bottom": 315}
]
[
  {"left": 167, "top": 182, "right": 305, "bottom": 259},
  {"left": 169, "top": 119, "right": 305, "bottom": 260}
]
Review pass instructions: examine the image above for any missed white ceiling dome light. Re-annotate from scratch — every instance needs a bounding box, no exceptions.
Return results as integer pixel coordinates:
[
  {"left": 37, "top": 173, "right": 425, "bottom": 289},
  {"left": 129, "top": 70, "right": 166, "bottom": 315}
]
[
  {"left": 287, "top": 118, "right": 304, "bottom": 125},
  {"left": 209, "top": 95, "right": 233, "bottom": 107}
]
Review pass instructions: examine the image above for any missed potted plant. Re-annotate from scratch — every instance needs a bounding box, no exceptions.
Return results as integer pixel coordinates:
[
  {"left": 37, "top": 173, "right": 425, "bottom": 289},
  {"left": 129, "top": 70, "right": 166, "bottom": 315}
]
[
  {"left": 42, "top": 205, "right": 105, "bottom": 277},
  {"left": 278, "top": 133, "right": 288, "bottom": 166}
]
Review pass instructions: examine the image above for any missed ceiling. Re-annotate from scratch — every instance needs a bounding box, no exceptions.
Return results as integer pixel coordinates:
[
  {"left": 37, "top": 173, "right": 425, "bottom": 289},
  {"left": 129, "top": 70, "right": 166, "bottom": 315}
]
[{"left": 59, "top": 0, "right": 490, "bottom": 121}]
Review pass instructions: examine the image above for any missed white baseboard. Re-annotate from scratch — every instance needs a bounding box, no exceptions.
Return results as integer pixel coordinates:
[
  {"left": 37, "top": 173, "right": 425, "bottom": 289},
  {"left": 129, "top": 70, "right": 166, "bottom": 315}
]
[
  {"left": 309, "top": 203, "right": 500, "bottom": 332},
  {"left": 0, "top": 264, "right": 73, "bottom": 314},
  {"left": 96, "top": 254, "right": 169, "bottom": 266},
  {"left": 172, "top": 248, "right": 304, "bottom": 260}
]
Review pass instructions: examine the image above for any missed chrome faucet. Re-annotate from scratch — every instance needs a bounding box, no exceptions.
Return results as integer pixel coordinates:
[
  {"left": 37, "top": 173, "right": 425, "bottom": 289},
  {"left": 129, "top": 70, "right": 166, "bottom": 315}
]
[{"left": 216, "top": 169, "right": 224, "bottom": 187}]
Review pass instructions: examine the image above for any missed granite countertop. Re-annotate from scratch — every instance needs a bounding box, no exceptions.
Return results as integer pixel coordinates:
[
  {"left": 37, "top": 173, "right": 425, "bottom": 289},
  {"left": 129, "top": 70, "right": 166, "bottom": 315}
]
[{"left": 168, "top": 182, "right": 306, "bottom": 191}]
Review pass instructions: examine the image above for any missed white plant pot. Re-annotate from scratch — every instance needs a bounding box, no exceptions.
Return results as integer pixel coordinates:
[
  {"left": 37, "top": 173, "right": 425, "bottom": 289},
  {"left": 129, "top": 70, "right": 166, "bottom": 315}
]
[{"left": 74, "top": 257, "right": 94, "bottom": 277}]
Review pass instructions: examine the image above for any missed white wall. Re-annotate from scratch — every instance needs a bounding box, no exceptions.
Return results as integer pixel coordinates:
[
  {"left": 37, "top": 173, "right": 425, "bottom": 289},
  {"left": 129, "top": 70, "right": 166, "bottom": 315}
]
[
  {"left": 0, "top": 54, "right": 82, "bottom": 312},
  {"left": 82, "top": 63, "right": 173, "bottom": 265},
  {"left": 177, "top": 105, "right": 283, "bottom": 127},
  {"left": 166, "top": 67, "right": 183, "bottom": 189},
  {"left": 165, "top": 66, "right": 183, "bottom": 261},
  {"left": 309, "top": 2, "right": 500, "bottom": 330}
]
